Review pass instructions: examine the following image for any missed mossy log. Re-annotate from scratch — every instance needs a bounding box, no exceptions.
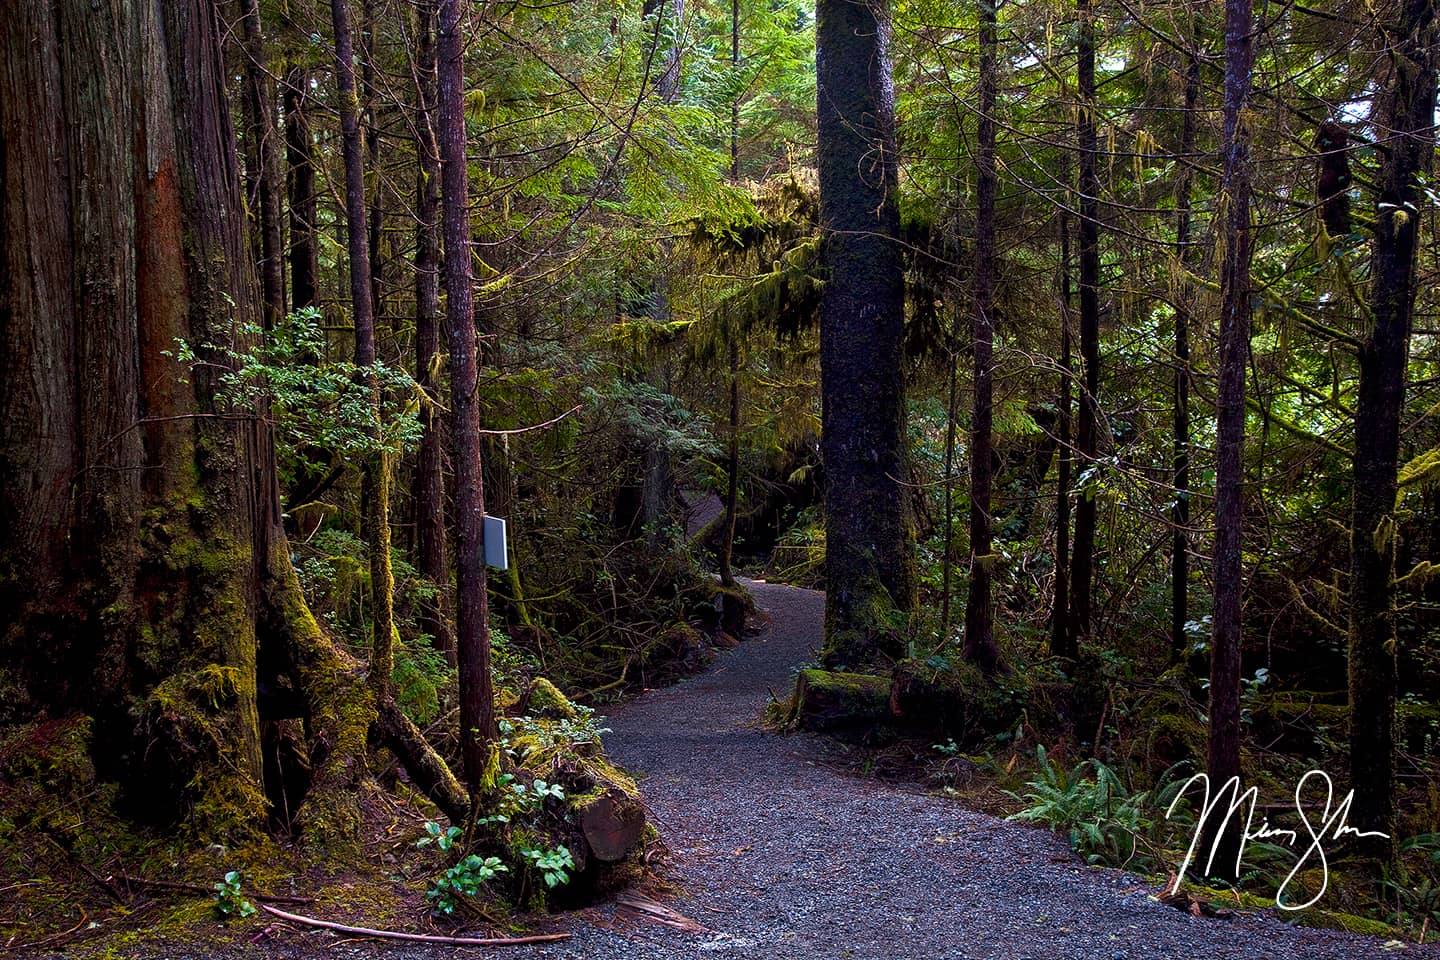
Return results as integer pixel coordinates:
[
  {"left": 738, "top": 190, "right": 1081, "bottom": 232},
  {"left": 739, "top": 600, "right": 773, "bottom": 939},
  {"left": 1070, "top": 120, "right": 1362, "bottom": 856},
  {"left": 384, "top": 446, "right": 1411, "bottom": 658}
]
[
  {"left": 888, "top": 659, "right": 1024, "bottom": 742},
  {"left": 789, "top": 668, "right": 891, "bottom": 731},
  {"left": 515, "top": 739, "right": 645, "bottom": 873}
]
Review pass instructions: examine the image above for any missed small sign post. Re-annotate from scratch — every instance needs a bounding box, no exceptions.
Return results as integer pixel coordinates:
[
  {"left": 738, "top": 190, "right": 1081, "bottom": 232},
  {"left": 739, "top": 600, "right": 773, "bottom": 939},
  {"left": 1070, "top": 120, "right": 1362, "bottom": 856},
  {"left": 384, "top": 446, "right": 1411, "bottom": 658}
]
[{"left": 483, "top": 515, "right": 508, "bottom": 571}]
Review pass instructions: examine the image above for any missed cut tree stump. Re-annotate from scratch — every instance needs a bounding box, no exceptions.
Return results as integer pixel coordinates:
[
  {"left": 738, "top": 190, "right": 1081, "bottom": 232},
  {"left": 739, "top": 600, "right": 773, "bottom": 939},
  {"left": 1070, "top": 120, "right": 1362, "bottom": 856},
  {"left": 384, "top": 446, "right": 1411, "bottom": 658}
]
[{"left": 579, "top": 791, "right": 645, "bottom": 863}]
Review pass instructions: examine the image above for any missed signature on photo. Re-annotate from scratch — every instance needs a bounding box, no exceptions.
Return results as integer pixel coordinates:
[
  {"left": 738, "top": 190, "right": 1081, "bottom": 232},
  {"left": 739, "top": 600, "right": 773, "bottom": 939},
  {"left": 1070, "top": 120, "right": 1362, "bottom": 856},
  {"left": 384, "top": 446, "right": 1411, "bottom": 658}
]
[{"left": 1164, "top": 770, "right": 1389, "bottom": 911}]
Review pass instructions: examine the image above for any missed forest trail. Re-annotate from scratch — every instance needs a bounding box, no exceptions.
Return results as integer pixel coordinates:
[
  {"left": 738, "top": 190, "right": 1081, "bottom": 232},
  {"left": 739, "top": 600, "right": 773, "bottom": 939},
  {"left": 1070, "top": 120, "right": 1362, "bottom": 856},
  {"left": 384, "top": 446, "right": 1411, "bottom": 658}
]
[{"left": 511, "top": 579, "right": 1424, "bottom": 959}]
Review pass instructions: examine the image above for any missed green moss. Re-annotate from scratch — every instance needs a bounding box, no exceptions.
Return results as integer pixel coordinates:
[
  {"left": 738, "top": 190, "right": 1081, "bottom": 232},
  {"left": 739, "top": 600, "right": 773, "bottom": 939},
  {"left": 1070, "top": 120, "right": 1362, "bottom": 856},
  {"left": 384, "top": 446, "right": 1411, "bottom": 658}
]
[
  {"left": 788, "top": 668, "right": 891, "bottom": 732},
  {"left": 1293, "top": 909, "right": 1401, "bottom": 937},
  {"left": 526, "top": 677, "right": 578, "bottom": 720}
]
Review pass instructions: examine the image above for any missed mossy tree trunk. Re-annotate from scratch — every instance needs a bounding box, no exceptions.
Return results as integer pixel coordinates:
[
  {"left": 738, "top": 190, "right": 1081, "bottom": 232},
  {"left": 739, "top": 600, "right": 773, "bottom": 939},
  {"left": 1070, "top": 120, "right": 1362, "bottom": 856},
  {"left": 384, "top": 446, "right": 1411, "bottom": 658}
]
[
  {"left": 815, "top": 0, "right": 917, "bottom": 667},
  {"left": 0, "top": 0, "right": 374, "bottom": 842},
  {"left": 1348, "top": 0, "right": 1437, "bottom": 849}
]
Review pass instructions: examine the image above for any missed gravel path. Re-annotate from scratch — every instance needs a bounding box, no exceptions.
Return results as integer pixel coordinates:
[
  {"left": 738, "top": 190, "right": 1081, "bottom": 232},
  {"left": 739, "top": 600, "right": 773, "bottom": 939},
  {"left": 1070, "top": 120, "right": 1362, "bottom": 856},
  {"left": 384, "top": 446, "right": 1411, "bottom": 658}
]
[{"left": 520, "top": 579, "right": 1427, "bottom": 960}]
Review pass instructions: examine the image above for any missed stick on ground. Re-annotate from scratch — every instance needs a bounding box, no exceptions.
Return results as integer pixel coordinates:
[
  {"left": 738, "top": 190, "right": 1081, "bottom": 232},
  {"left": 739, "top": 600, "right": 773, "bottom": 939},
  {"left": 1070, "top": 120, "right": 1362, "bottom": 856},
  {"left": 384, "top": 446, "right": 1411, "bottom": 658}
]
[{"left": 259, "top": 904, "right": 573, "bottom": 946}]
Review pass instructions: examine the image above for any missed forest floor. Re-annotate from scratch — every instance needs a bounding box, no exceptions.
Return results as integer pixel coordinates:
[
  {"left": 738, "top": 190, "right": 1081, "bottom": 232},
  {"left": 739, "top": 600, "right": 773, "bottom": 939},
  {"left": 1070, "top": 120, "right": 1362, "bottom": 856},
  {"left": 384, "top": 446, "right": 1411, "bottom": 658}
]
[{"left": 89, "top": 578, "right": 1433, "bottom": 959}]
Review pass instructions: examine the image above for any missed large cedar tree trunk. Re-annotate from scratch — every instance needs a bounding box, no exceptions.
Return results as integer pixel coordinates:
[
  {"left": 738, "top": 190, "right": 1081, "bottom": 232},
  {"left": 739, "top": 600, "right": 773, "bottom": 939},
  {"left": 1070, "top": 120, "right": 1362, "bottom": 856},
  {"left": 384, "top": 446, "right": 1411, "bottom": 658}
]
[
  {"left": 0, "top": 0, "right": 374, "bottom": 842},
  {"left": 815, "top": 0, "right": 917, "bottom": 666}
]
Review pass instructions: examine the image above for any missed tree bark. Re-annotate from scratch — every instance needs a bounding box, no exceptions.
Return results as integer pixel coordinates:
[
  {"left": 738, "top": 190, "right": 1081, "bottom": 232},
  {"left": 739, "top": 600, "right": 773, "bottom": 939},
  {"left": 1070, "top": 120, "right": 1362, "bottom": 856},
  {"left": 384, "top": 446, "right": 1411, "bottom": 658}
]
[
  {"left": 1050, "top": 157, "right": 1075, "bottom": 659},
  {"left": 238, "top": 0, "right": 284, "bottom": 327},
  {"left": 283, "top": 67, "right": 319, "bottom": 311},
  {"left": 1172, "top": 53, "right": 1201, "bottom": 662},
  {"left": 413, "top": 0, "right": 455, "bottom": 660},
  {"left": 1205, "top": 0, "right": 1256, "bottom": 881},
  {"left": 332, "top": 0, "right": 396, "bottom": 701},
  {"left": 0, "top": 0, "right": 373, "bottom": 842},
  {"left": 438, "top": 0, "right": 498, "bottom": 791},
  {"left": 1348, "top": 0, "right": 1438, "bottom": 848},
  {"left": 1067, "top": 0, "right": 1101, "bottom": 649},
  {"left": 963, "top": 0, "right": 1001, "bottom": 673},
  {"left": 815, "top": 0, "right": 916, "bottom": 667}
]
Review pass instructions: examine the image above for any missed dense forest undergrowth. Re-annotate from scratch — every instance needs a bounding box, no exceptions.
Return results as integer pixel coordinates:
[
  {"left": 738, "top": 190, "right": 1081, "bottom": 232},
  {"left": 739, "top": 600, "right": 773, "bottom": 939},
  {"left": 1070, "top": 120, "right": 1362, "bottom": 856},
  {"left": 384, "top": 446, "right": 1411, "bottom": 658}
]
[{"left": 3, "top": 0, "right": 1440, "bottom": 950}]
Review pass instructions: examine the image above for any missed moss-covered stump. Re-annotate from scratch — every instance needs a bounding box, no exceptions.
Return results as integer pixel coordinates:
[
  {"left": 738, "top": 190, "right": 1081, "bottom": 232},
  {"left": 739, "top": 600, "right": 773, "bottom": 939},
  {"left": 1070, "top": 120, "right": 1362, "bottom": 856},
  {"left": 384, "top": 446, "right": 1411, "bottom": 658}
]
[
  {"left": 522, "top": 677, "right": 579, "bottom": 720},
  {"left": 888, "top": 659, "right": 1026, "bottom": 743},
  {"left": 511, "top": 731, "right": 646, "bottom": 879},
  {"left": 789, "top": 669, "right": 891, "bottom": 732}
]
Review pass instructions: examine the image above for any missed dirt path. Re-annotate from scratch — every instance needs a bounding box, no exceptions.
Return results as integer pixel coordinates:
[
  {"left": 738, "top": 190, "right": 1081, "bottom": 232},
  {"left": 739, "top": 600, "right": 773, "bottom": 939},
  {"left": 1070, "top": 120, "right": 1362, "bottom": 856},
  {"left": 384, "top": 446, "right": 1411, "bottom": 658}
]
[{"left": 519, "top": 578, "right": 1424, "bottom": 959}]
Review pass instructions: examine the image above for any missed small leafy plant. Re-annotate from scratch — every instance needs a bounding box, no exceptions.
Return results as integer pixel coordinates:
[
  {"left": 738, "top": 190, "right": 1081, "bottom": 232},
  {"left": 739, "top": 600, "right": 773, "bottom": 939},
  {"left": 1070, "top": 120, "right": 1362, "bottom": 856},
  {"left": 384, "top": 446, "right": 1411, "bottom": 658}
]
[
  {"left": 212, "top": 870, "right": 255, "bottom": 919},
  {"left": 520, "top": 844, "right": 576, "bottom": 889},
  {"left": 416, "top": 820, "right": 463, "bottom": 852},
  {"left": 427, "top": 855, "right": 509, "bottom": 916}
]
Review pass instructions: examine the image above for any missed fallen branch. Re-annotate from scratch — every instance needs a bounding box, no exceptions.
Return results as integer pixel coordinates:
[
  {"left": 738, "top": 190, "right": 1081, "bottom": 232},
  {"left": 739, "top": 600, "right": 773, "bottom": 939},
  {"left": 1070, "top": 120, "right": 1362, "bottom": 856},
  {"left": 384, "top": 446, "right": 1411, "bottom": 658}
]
[
  {"left": 259, "top": 904, "right": 572, "bottom": 946},
  {"left": 113, "top": 874, "right": 315, "bottom": 905}
]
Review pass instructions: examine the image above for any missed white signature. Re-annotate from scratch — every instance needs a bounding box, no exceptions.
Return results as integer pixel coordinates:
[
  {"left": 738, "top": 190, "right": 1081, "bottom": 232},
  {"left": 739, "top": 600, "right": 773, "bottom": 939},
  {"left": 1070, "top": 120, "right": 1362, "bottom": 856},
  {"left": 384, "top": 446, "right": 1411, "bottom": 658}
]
[{"left": 1165, "top": 770, "right": 1389, "bottom": 911}]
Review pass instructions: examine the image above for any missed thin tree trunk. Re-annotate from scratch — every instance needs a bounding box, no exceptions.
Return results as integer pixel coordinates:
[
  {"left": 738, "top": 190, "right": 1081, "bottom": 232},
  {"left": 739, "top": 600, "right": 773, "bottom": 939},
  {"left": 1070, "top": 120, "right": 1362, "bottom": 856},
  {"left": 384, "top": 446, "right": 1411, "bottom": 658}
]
[
  {"left": 815, "top": 0, "right": 916, "bottom": 667},
  {"left": 1172, "top": 53, "right": 1201, "bottom": 662},
  {"left": 438, "top": 0, "right": 497, "bottom": 791},
  {"left": 1067, "top": 0, "right": 1101, "bottom": 649},
  {"left": 362, "top": 0, "right": 386, "bottom": 330},
  {"left": 1348, "top": 0, "right": 1438, "bottom": 849},
  {"left": 941, "top": 325, "right": 960, "bottom": 641},
  {"left": 1205, "top": 0, "right": 1256, "bottom": 881},
  {"left": 963, "top": 0, "right": 1000, "bottom": 673},
  {"left": 1050, "top": 157, "right": 1074, "bottom": 659},
  {"left": 719, "top": 5, "right": 741, "bottom": 588},
  {"left": 284, "top": 67, "right": 319, "bottom": 311},
  {"left": 413, "top": 0, "right": 454, "bottom": 660},
  {"left": 238, "top": 0, "right": 284, "bottom": 326},
  {"left": 332, "top": 0, "right": 395, "bottom": 700}
]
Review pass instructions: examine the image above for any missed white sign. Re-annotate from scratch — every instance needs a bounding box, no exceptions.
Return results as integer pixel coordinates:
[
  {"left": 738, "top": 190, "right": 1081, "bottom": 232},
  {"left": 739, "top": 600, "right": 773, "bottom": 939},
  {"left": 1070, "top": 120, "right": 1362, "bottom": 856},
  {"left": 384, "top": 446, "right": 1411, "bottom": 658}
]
[{"left": 483, "top": 515, "right": 508, "bottom": 571}]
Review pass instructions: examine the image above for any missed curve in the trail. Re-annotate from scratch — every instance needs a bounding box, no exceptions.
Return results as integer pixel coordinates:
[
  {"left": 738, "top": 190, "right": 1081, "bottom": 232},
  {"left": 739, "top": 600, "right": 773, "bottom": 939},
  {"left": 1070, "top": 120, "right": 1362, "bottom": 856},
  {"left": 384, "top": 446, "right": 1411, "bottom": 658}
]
[{"left": 519, "top": 579, "right": 1425, "bottom": 959}]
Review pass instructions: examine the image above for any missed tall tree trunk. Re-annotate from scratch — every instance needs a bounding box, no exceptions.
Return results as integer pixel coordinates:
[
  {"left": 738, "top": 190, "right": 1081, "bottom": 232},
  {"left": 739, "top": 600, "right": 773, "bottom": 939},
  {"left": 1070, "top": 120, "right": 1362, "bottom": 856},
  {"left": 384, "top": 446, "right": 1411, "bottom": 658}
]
[
  {"left": 1348, "top": 0, "right": 1438, "bottom": 848},
  {"left": 941, "top": 316, "right": 960, "bottom": 641},
  {"left": 413, "top": 0, "right": 454, "bottom": 659},
  {"left": 1205, "top": 0, "right": 1256, "bottom": 880},
  {"left": 1050, "top": 157, "right": 1075, "bottom": 659},
  {"left": 1067, "top": 0, "right": 1101, "bottom": 648},
  {"left": 238, "top": 0, "right": 284, "bottom": 326},
  {"left": 362, "top": 0, "right": 386, "bottom": 330},
  {"left": 718, "top": 3, "right": 741, "bottom": 588},
  {"left": 0, "top": 0, "right": 379, "bottom": 842},
  {"left": 1172, "top": 54, "right": 1201, "bottom": 662},
  {"left": 964, "top": 0, "right": 1001, "bottom": 672},
  {"left": 332, "top": 0, "right": 395, "bottom": 700},
  {"left": 439, "top": 0, "right": 497, "bottom": 791},
  {"left": 815, "top": 0, "right": 916, "bottom": 667},
  {"left": 283, "top": 67, "right": 319, "bottom": 311}
]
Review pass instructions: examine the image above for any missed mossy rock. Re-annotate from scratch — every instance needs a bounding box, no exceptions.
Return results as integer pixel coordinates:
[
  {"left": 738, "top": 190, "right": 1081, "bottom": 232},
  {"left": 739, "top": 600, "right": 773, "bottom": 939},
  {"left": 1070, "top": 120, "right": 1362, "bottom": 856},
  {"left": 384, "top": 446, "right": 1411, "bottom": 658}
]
[
  {"left": 889, "top": 659, "right": 1026, "bottom": 743},
  {"left": 523, "top": 677, "right": 578, "bottom": 721},
  {"left": 789, "top": 668, "right": 891, "bottom": 732}
]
